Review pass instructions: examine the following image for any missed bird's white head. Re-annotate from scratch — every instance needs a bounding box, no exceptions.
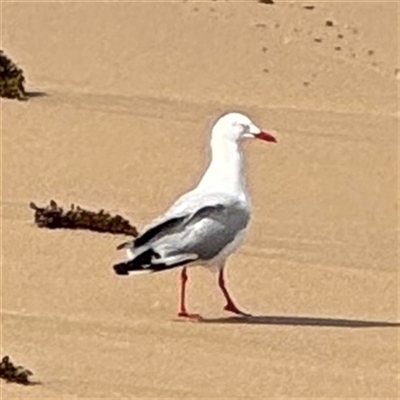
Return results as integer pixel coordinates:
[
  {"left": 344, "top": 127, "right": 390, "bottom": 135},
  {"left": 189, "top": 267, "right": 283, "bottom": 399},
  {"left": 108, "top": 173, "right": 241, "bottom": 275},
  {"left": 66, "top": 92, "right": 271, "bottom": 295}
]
[{"left": 211, "top": 112, "right": 277, "bottom": 144}]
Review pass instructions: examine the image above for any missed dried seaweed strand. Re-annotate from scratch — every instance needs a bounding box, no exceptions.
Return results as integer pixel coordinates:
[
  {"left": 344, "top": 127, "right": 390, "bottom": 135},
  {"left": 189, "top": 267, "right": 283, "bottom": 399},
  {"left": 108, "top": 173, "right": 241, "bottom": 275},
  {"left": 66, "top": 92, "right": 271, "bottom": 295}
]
[
  {"left": 0, "top": 356, "right": 39, "bottom": 386},
  {"left": 30, "top": 200, "right": 138, "bottom": 237},
  {"left": 0, "top": 50, "right": 27, "bottom": 100}
]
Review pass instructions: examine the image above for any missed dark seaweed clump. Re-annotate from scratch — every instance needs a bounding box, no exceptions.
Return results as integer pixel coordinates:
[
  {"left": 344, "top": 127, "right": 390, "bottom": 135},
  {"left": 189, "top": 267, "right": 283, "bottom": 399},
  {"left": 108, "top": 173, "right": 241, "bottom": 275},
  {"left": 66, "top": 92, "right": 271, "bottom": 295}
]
[
  {"left": 30, "top": 200, "right": 138, "bottom": 236},
  {"left": 0, "top": 356, "right": 39, "bottom": 385},
  {"left": 0, "top": 51, "right": 27, "bottom": 100}
]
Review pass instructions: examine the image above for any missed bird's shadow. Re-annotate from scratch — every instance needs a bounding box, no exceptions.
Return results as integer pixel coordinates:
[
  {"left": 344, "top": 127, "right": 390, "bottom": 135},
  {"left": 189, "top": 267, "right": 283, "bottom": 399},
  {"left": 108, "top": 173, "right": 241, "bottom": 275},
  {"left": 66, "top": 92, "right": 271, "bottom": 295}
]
[{"left": 199, "top": 315, "right": 400, "bottom": 328}]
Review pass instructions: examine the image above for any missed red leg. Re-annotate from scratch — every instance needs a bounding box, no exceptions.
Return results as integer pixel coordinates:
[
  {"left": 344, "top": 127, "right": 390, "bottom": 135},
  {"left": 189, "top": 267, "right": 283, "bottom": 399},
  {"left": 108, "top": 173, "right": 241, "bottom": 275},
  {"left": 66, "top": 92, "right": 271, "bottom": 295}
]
[
  {"left": 177, "top": 267, "right": 202, "bottom": 320},
  {"left": 218, "top": 268, "right": 251, "bottom": 316}
]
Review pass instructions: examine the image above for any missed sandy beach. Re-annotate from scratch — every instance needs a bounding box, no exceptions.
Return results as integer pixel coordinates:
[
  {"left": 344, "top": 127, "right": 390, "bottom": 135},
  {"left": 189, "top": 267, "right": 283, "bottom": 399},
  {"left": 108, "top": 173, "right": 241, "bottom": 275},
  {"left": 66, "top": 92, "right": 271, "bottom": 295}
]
[{"left": 1, "top": 1, "right": 399, "bottom": 398}]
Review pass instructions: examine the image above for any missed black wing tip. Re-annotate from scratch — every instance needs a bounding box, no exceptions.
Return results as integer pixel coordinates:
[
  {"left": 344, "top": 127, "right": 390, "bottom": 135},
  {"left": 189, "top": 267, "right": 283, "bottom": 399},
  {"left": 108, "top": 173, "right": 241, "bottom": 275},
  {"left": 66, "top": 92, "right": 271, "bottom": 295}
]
[{"left": 113, "top": 263, "right": 130, "bottom": 275}]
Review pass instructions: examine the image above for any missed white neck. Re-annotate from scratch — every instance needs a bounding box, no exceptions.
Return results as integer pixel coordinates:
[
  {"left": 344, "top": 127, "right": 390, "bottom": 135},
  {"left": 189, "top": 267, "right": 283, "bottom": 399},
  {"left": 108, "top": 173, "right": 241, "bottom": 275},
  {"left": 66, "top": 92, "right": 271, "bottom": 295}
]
[{"left": 196, "top": 135, "right": 247, "bottom": 199}]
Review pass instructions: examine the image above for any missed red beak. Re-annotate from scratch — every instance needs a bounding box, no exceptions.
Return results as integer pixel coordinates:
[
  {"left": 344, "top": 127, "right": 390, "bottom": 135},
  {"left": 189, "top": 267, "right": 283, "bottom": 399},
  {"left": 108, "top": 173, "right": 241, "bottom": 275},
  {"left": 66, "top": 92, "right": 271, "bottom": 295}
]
[{"left": 256, "top": 130, "right": 277, "bottom": 143}]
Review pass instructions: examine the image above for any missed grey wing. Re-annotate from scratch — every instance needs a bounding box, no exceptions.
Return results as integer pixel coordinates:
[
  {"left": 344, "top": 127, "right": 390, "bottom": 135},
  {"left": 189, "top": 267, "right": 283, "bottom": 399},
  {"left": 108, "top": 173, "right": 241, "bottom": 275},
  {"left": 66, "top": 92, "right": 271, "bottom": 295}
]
[
  {"left": 117, "top": 191, "right": 242, "bottom": 252},
  {"left": 152, "top": 200, "right": 250, "bottom": 261}
]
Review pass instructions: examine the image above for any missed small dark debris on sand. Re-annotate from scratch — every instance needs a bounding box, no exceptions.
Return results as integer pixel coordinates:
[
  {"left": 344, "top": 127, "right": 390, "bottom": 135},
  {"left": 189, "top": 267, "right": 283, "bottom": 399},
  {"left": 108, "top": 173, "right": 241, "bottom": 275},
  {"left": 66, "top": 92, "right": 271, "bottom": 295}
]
[
  {"left": 0, "top": 356, "right": 39, "bottom": 385},
  {"left": 258, "top": 0, "right": 274, "bottom": 5},
  {"left": 303, "top": 5, "right": 315, "bottom": 10},
  {"left": 30, "top": 200, "right": 138, "bottom": 237},
  {"left": 314, "top": 38, "right": 322, "bottom": 43},
  {"left": 325, "top": 20, "right": 334, "bottom": 27},
  {"left": 0, "top": 50, "right": 27, "bottom": 100}
]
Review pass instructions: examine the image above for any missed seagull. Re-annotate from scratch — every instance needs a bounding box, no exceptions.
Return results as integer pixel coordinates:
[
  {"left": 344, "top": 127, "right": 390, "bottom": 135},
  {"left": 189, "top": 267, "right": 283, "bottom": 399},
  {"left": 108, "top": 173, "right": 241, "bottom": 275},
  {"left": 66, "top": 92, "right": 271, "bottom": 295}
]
[{"left": 113, "top": 112, "right": 277, "bottom": 320}]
